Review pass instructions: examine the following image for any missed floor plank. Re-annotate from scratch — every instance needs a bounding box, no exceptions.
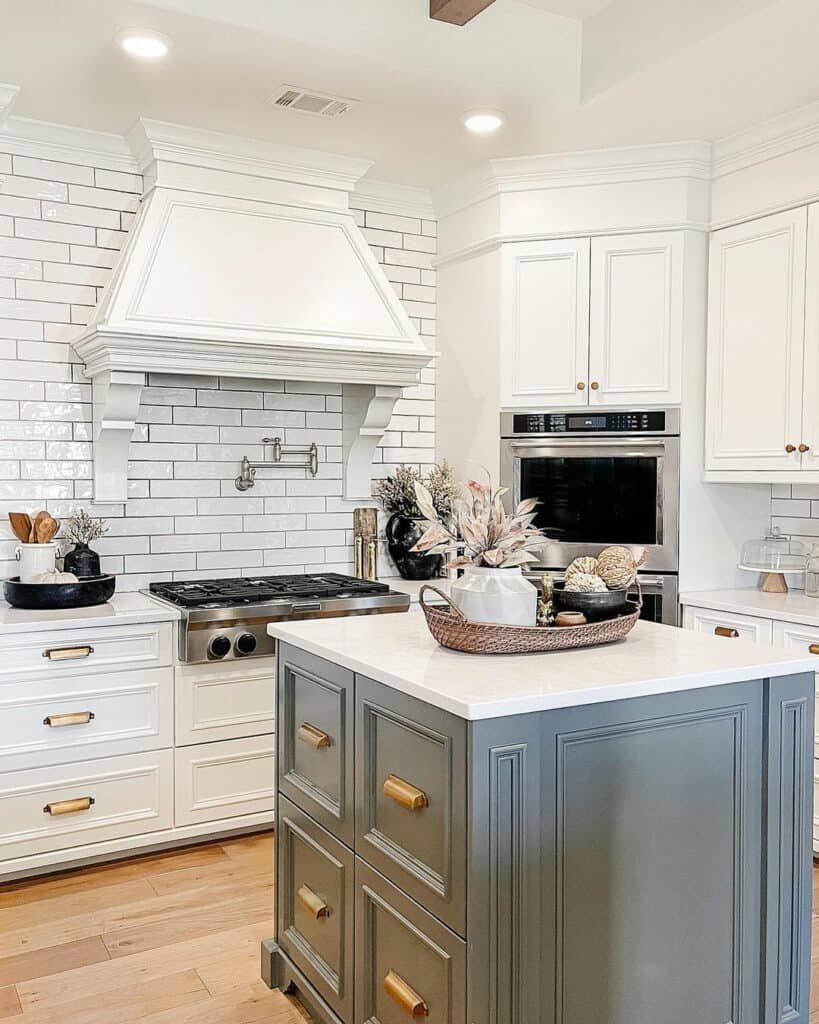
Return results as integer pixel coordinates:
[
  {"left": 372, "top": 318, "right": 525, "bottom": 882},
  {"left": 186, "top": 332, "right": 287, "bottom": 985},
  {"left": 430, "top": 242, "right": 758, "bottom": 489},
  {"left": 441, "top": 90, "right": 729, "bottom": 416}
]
[
  {"left": 0, "top": 987, "right": 20, "bottom": 1019},
  {"left": 0, "top": 936, "right": 109, "bottom": 989}
]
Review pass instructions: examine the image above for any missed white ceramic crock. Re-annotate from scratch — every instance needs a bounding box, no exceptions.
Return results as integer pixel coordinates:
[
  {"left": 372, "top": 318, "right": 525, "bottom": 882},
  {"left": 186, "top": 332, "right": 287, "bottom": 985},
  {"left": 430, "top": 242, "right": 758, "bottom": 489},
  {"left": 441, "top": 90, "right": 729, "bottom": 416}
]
[
  {"left": 15, "top": 542, "right": 59, "bottom": 583},
  {"left": 450, "top": 565, "right": 538, "bottom": 627}
]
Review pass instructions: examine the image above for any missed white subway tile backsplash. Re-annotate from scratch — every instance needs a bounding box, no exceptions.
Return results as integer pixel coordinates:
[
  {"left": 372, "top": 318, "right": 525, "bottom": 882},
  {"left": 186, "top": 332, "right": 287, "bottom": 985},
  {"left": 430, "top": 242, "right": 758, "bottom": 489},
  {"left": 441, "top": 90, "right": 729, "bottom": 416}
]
[{"left": 0, "top": 142, "right": 435, "bottom": 588}]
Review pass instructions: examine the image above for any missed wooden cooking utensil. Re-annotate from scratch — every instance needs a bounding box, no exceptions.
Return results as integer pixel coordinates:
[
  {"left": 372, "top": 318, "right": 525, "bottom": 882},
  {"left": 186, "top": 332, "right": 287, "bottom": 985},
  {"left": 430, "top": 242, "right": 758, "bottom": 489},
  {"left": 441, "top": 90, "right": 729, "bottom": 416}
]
[
  {"left": 32, "top": 510, "right": 51, "bottom": 544},
  {"left": 36, "top": 513, "right": 59, "bottom": 545},
  {"left": 8, "top": 512, "right": 32, "bottom": 544}
]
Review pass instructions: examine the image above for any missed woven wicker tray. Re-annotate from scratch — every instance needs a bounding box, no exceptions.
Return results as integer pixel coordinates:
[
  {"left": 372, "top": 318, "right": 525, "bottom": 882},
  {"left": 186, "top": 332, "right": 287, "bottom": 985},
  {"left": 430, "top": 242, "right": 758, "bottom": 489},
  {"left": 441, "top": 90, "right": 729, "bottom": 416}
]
[{"left": 419, "top": 584, "right": 641, "bottom": 655}]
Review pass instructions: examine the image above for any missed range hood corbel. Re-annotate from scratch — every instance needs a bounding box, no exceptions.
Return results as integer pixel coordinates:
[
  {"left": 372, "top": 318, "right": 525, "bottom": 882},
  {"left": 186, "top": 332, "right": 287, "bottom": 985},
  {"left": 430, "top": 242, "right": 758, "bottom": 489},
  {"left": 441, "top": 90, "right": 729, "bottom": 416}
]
[{"left": 73, "top": 119, "right": 433, "bottom": 503}]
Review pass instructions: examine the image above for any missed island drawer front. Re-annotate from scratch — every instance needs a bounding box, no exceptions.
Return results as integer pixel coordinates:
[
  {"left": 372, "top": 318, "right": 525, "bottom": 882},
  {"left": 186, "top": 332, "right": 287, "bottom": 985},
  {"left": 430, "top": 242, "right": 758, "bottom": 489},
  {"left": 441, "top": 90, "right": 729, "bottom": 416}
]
[
  {"left": 682, "top": 605, "right": 773, "bottom": 644},
  {"left": 356, "top": 858, "right": 466, "bottom": 1024},
  {"left": 0, "top": 666, "right": 173, "bottom": 772},
  {"left": 174, "top": 735, "right": 275, "bottom": 826},
  {"left": 0, "top": 748, "right": 173, "bottom": 861},
  {"left": 277, "top": 796, "right": 354, "bottom": 1022},
  {"left": 355, "top": 675, "right": 467, "bottom": 936},
  {"left": 814, "top": 760, "right": 819, "bottom": 853},
  {"left": 176, "top": 656, "right": 276, "bottom": 746},
  {"left": 0, "top": 621, "right": 174, "bottom": 681},
  {"left": 278, "top": 643, "right": 354, "bottom": 846}
]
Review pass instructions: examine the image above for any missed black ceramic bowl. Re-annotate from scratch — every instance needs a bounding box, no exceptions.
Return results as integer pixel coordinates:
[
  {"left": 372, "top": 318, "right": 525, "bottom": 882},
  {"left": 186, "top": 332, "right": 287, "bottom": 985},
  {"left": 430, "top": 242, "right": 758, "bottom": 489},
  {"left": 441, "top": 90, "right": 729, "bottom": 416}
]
[
  {"left": 3, "top": 574, "right": 116, "bottom": 610},
  {"left": 552, "top": 581, "right": 630, "bottom": 623}
]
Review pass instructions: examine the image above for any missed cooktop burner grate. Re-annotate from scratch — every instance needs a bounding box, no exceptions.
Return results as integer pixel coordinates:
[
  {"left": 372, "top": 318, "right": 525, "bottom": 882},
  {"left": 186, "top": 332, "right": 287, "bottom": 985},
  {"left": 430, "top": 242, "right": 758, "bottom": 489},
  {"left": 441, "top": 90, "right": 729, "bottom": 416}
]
[{"left": 149, "top": 573, "right": 391, "bottom": 608}]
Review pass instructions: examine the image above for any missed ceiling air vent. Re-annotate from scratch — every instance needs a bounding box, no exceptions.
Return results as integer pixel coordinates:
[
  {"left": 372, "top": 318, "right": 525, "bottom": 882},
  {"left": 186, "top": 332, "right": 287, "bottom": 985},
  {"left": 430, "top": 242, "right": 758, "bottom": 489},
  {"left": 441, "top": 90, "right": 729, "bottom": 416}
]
[{"left": 271, "top": 86, "right": 358, "bottom": 119}]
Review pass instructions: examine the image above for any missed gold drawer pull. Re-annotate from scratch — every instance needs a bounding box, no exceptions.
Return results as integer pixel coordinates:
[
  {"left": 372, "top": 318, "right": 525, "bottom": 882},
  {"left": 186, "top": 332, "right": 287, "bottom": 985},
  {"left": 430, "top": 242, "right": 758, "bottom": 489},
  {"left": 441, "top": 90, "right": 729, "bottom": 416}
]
[
  {"left": 809, "top": 644, "right": 819, "bottom": 655},
  {"left": 297, "top": 723, "right": 332, "bottom": 749},
  {"left": 714, "top": 626, "right": 739, "bottom": 638},
  {"left": 42, "top": 645, "right": 94, "bottom": 661},
  {"left": 43, "top": 711, "right": 95, "bottom": 728},
  {"left": 297, "top": 884, "right": 329, "bottom": 920},
  {"left": 384, "top": 970, "right": 428, "bottom": 1018},
  {"left": 43, "top": 796, "right": 95, "bottom": 816},
  {"left": 383, "top": 774, "right": 429, "bottom": 811}
]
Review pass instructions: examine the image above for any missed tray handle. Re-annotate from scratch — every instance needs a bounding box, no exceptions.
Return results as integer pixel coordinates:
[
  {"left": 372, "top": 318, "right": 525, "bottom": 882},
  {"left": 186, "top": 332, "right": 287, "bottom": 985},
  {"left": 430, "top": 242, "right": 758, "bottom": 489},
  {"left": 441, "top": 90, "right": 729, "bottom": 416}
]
[{"left": 418, "top": 585, "right": 467, "bottom": 621}]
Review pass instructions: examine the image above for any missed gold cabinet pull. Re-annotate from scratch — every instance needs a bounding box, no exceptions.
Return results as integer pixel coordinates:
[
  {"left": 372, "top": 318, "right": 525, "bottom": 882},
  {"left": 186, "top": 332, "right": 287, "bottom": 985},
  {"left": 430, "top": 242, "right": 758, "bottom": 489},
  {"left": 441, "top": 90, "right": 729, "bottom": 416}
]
[
  {"left": 809, "top": 644, "right": 819, "bottom": 655},
  {"left": 297, "top": 723, "right": 332, "bottom": 749},
  {"left": 590, "top": 381, "right": 600, "bottom": 390},
  {"left": 800, "top": 443, "right": 811, "bottom": 453},
  {"left": 786, "top": 444, "right": 797, "bottom": 453},
  {"left": 576, "top": 381, "right": 585, "bottom": 391},
  {"left": 383, "top": 774, "right": 429, "bottom": 811},
  {"left": 297, "top": 884, "right": 330, "bottom": 920},
  {"left": 714, "top": 626, "right": 739, "bottom": 638},
  {"left": 384, "top": 970, "right": 428, "bottom": 1018},
  {"left": 43, "top": 711, "right": 95, "bottom": 728},
  {"left": 43, "top": 796, "right": 95, "bottom": 816},
  {"left": 42, "top": 645, "right": 94, "bottom": 661}
]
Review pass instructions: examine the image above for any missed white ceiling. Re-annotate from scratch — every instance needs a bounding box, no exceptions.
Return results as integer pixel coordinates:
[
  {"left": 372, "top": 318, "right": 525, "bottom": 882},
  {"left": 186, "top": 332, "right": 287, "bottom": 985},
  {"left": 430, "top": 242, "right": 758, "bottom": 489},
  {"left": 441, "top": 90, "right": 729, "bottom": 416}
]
[{"left": 1, "top": 0, "right": 818, "bottom": 187}]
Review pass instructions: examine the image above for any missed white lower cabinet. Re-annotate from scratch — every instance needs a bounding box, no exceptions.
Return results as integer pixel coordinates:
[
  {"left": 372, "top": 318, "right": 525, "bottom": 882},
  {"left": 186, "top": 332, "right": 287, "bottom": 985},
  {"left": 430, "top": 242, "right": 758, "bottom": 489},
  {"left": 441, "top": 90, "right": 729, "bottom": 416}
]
[
  {"left": 175, "top": 659, "right": 276, "bottom": 746},
  {"left": 0, "top": 748, "right": 174, "bottom": 861},
  {"left": 681, "top": 605, "right": 773, "bottom": 644},
  {"left": 174, "top": 735, "right": 276, "bottom": 827}
]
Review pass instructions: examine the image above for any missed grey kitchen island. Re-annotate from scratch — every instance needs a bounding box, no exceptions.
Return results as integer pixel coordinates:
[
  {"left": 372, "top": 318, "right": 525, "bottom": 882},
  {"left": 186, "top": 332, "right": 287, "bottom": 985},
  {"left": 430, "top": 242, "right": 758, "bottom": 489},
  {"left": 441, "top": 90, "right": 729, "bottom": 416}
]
[{"left": 262, "top": 609, "right": 817, "bottom": 1024}]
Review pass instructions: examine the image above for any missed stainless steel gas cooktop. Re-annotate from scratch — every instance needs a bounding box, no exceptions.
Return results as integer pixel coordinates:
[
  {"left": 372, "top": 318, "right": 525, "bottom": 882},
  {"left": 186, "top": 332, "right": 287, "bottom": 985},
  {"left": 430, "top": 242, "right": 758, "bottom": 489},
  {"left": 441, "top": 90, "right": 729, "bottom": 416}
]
[{"left": 146, "top": 573, "right": 410, "bottom": 664}]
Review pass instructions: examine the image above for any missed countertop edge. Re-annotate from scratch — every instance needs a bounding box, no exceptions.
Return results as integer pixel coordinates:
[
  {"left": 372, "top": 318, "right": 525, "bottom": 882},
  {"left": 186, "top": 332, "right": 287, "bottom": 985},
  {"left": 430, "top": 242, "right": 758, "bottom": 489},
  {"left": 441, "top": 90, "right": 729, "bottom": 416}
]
[
  {"left": 680, "top": 588, "right": 819, "bottom": 626},
  {"left": 0, "top": 593, "right": 181, "bottom": 634}
]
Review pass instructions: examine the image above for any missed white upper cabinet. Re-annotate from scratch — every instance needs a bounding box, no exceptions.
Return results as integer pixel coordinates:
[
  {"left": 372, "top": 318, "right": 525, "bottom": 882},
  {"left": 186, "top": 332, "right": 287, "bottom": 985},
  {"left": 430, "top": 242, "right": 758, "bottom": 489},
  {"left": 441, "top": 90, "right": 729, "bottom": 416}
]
[
  {"left": 705, "top": 207, "right": 808, "bottom": 475},
  {"left": 800, "top": 205, "right": 819, "bottom": 470},
  {"left": 501, "top": 238, "right": 590, "bottom": 408},
  {"left": 589, "top": 232, "right": 683, "bottom": 406}
]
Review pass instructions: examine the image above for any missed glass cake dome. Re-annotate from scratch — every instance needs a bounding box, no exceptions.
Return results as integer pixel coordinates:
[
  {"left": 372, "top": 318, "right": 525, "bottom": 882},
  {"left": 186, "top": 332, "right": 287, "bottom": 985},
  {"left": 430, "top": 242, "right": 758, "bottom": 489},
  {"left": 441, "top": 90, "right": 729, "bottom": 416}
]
[{"left": 739, "top": 527, "right": 809, "bottom": 593}]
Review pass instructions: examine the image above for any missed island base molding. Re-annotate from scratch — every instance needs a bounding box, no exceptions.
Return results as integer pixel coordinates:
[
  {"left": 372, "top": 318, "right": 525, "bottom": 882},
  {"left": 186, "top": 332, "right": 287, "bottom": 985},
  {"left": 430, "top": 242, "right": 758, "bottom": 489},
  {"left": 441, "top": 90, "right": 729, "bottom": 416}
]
[{"left": 263, "top": 640, "right": 815, "bottom": 1024}]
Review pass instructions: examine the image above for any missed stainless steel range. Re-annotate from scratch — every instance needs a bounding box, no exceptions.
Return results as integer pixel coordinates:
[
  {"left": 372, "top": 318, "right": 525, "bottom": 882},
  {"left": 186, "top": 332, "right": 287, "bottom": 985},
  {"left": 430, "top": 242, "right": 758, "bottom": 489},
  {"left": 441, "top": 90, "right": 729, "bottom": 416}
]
[{"left": 147, "top": 573, "right": 410, "bottom": 664}]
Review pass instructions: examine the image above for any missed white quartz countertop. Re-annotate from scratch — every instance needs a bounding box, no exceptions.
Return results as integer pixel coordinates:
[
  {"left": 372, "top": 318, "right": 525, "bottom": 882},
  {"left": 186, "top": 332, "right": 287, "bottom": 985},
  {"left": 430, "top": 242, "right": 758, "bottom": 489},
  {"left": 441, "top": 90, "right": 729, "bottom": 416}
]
[
  {"left": 0, "top": 592, "right": 180, "bottom": 634},
  {"left": 385, "top": 578, "right": 451, "bottom": 603},
  {"left": 680, "top": 588, "right": 819, "bottom": 626},
  {"left": 268, "top": 608, "right": 818, "bottom": 720}
]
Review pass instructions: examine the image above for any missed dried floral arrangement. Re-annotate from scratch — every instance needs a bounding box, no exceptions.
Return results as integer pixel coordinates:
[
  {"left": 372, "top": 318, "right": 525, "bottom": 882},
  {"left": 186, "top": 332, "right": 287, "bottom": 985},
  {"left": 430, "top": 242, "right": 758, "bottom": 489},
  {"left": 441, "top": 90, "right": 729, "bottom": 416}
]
[
  {"left": 411, "top": 476, "right": 545, "bottom": 568},
  {"left": 374, "top": 462, "right": 458, "bottom": 521},
  {"left": 564, "top": 546, "right": 646, "bottom": 592},
  {"left": 63, "top": 508, "right": 108, "bottom": 546}
]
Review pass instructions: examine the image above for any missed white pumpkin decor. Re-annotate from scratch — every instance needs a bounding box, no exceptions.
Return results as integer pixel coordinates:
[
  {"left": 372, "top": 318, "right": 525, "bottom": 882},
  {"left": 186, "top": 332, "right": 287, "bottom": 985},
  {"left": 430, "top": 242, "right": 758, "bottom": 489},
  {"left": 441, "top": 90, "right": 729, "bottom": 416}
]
[
  {"left": 596, "top": 546, "right": 646, "bottom": 589},
  {"left": 565, "top": 555, "right": 598, "bottom": 581},
  {"left": 564, "top": 572, "right": 607, "bottom": 593}
]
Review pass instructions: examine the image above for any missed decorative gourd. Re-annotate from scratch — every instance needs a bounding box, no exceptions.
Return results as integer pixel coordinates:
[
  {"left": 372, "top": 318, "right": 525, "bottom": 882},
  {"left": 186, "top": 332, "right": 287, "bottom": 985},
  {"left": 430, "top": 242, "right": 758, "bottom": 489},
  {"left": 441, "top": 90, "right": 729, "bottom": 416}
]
[
  {"left": 596, "top": 546, "right": 642, "bottom": 589},
  {"left": 565, "top": 556, "right": 598, "bottom": 581},
  {"left": 32, "top": 570, "right": 78, "bottom": 584},
  {"left": 564, "top": 572, "right": 607, "bottom": 593}
]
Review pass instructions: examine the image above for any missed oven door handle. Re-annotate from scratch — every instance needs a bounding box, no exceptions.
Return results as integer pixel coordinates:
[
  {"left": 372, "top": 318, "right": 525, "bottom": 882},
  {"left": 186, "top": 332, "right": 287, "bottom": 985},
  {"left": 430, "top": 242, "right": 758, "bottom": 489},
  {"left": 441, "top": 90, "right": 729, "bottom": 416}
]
[{"left": 508, "top": 438, "right": 667, "bottom": 452}]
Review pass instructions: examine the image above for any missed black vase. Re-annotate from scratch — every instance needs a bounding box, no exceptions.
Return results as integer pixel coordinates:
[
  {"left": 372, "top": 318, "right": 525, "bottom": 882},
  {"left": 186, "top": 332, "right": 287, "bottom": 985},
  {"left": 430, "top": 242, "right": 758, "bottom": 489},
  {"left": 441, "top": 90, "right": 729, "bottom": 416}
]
[
  {"left": 63, "top": 543, "right": 101, "bottom": 579},
  {"left": 385, "top": 513, "right": 443, "bottom": 580}
]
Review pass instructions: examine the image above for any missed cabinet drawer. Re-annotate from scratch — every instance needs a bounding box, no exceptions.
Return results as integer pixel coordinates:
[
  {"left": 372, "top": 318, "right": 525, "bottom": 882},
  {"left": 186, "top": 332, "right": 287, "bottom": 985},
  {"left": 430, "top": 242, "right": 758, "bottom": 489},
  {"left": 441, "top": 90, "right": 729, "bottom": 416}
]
[
  {"left": 356, "top": 675, "right": 467, "bottom": 936},
  {"left": 682, "top": 606, "right": 773, "bottom": 644},
  {"left": 772, "top": 619, "right": 819, "bottom": 658},
  {"left": 0, "top": 749, "right": 173, "bottom": 861},
  {"left": 356, "top": 858, "right": 466, "bottom": 1024},
  {"left": 0, "top": 666, "right": 172, "bottom": 771},
  {"left": 0, "top": 621, "right": 173, "bottom": 681},
  {"left": 174, "top": 735, "right": 275, "bottom": 826},
  {"left": 176, "top": 656, "right": 276, "bottom": 746},
  {"left": 277, "top": 796, "right": 354, "bottom": 1022},
  {"left": 278, "top": 644, "right": 354, "bottom": 846}
]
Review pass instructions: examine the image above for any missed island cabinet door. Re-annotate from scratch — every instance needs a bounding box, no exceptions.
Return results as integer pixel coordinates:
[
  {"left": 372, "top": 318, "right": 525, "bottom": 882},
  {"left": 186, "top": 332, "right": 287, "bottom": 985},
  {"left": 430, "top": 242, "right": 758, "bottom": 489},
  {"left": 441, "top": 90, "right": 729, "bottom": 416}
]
[
  {"left": 278, "top": 643, "right": 355, "bottom": 846},
  {"left": 467, "top": 681, "right": 766, "bottom": 1024},
  {"left": 355, "top": 675, "right": 467, "bottom": 936}
]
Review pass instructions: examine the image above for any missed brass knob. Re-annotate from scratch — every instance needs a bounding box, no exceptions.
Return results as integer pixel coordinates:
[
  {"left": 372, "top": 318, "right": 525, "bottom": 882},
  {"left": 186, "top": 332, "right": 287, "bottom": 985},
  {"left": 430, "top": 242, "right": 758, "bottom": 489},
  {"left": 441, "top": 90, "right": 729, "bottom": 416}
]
[
  {"left": 590, "top": 381, "right": 599, "bottom": 390},
  {"left": 799, "top": 444, "right": 810, "bottom": 453},
  {"left": 576, "top": 381, "right": 585, "bottom": 391},
  {"left": 786, "top": 444, "right": 796, "bottom": 453},
  {"left": 809, "top": 644, "right": 819, "bottom": 655},
  {"left": 714, "top": 626, "right": 739, "bottom": 638}
]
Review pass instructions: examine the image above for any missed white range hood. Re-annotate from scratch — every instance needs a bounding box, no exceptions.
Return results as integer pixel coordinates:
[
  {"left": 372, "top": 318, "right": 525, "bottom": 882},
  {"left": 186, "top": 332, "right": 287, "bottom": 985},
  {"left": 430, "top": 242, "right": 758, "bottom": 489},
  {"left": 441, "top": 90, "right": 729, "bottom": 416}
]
[{"left": 73, "top": 119, "right": 433, "bottom": 502}]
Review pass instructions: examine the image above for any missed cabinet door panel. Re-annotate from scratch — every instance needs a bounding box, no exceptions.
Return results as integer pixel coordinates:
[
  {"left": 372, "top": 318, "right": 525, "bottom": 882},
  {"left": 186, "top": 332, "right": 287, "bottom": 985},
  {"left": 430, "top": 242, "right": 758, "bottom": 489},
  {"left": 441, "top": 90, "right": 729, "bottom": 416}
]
[
  {"left": 589, "top": 232, "right": 683, "bottom": 405},
  {"left": 705, "top": 208, "right": 807, "bottom": 472},
  {"left": 801, "top": 204, "right": 819, "bottom": 468},
  {"left": 501, "top": 239, "right": 590, "bottom": 408}
]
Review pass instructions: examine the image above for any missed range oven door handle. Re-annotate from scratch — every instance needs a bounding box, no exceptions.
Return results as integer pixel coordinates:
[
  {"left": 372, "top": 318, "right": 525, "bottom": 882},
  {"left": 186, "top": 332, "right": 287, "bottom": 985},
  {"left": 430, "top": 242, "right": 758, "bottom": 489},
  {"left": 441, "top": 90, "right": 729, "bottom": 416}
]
[{"left": 508, "top": 438, "right": 667, "bottom": 453}]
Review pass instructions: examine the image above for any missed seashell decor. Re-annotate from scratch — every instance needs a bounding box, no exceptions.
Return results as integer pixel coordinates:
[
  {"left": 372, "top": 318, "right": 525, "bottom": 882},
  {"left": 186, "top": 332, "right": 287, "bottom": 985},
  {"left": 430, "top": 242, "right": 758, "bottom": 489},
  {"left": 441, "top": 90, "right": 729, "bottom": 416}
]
[{"left": 564, "top": 572, "right": 607, "bottom": 593}]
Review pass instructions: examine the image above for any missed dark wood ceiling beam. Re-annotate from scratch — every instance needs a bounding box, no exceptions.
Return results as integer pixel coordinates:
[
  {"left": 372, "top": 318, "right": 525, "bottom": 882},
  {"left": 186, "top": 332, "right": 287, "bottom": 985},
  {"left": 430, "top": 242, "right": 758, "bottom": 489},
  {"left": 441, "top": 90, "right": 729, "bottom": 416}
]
[{"left": 430, "top": 0, "right": 498, "bottom": 26}]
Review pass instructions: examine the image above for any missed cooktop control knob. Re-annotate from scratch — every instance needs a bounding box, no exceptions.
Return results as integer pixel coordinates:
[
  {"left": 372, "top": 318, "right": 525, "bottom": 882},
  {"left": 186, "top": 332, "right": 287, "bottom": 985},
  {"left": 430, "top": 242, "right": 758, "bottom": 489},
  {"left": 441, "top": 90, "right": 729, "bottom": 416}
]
[
  {"left": 208, "top": 635, "right": 232, "bottom": 659},
  {"left": 235, "top": 632, "right": 257, "bottom": 656}
]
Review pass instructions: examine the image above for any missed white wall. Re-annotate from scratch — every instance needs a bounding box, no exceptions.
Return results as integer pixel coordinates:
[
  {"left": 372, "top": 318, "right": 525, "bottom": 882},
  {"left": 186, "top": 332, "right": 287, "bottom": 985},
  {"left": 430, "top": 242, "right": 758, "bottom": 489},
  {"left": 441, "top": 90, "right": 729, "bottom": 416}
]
[{"left": 0, "top": 147, "right": 437, "bottom": 589}]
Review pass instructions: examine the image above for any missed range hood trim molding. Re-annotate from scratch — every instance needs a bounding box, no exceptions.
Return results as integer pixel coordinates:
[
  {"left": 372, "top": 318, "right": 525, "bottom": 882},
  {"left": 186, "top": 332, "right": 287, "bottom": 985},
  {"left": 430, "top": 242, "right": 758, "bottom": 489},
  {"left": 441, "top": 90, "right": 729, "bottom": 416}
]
[{"left": 75, "top": 120, "right": 434, "bottom": 503}]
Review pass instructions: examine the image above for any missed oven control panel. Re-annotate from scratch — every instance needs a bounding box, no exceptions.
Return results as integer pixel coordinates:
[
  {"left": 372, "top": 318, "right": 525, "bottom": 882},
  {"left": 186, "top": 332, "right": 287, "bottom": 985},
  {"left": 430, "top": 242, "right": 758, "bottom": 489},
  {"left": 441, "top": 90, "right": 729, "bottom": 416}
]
[{"left": 512, "top": 410, "right": 666, "bottom": 434}]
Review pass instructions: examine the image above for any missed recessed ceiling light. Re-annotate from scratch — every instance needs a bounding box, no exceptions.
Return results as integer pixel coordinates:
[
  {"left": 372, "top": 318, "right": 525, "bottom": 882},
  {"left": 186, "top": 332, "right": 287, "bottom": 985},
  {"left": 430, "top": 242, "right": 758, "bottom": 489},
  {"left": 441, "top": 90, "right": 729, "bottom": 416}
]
[
  {"left": 463, "top": 110, "right": 504, "bottom": 134},
  {"left": 116, "top": 30, "right": 171, "bottom": 60}
]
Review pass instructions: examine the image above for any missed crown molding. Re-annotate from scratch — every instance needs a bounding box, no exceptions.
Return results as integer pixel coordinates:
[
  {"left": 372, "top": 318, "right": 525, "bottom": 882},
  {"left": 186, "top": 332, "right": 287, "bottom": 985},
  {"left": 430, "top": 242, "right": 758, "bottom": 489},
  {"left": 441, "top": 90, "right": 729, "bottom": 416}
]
[
  {"left": 433, "top": 140, "right": 713, "bottom": 221},
  {"left": 0, "top": 114, "right": 138, "bottom": 172},
  {"left": 0, "top": 83, "right": 20, "bottom": 126},
  {"left": 128, "top": 118, "right": 373, "bottom": 194},
  {"left": 352, "top": 177, "right": 435, "bottom": 220},
  {"left": 712, "top": 99, "right": 819, "bottom": 180}
]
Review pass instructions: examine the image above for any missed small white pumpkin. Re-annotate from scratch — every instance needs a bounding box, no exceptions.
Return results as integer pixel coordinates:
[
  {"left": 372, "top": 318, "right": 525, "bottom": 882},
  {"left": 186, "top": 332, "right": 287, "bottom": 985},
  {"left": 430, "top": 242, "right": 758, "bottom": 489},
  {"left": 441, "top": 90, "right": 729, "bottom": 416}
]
[
  {"left": 565, "top": 555, "right": 598, "bottom": 581},
  {"left": 564, "top": 572, "right": 607, "bottom": 593}
]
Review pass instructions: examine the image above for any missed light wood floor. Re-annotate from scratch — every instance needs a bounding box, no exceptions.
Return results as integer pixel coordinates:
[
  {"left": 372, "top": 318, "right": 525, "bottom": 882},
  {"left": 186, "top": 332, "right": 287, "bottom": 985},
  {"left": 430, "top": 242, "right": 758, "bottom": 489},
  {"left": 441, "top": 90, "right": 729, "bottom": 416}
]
[{"left": 1, "top": 834, "right": 819, "bottom": 1022}]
